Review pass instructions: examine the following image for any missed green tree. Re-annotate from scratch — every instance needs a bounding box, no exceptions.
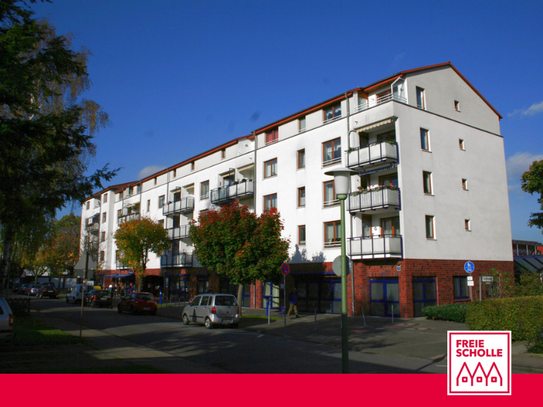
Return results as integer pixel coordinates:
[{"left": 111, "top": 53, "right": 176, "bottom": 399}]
[
  {"left": 114, "top": 218, "right": 170, "bottom": 291},
  {"left": 45, "top": 214, "right": 81, "bottom": 275},
  {"left": 521, "top": 159, "right": 543, "bottom": 230},
  {"left": 0, "top": 1, "right": 117, "bottom": 290},
  {"left": 189, "top": 202, "right": 290, "bottom": 314}
]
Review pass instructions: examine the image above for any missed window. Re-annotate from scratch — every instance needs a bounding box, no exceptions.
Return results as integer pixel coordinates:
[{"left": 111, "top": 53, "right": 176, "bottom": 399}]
[
  {"left": 298, "top": 116, "right": 306, "bottom": 132},
  {"left": 200, "top": 180, "right": 210, "bottom": 199},
  {"left": 324, "top": 221, "right": 341, "bottom": 247},
  {"left": 191, "top": 162, "right": 195, "bottom": 171},
  {"left": 99, "top": 251, "right": 105, "bottom": 262},
  {"left": 362, "top": 215, "right": 372, "bottom": 238},
  {"left": 103, "top": 194, "right": 107, "bottom": 203},
  {"left": 158, "top": 219, "right": 164, "bottom": 228},
  {"left": 298, "top": 187, "right": 306, "bottom": 207},
  {"left": 454, "top": 100, "right": 460, "bottom": 111},
  {"left": 459, "top": 139, "right": 465, "bottom": 150},
  {"left": 101, "top": 231, "right": 105, "bottom": 242},
  {"left": 265, "top": 129, "right": 278, "bottom": 144},
  {"left": 377, "top": 131, "right": 395, "bottom": 142},
  {"left": 462, "top": 179, "right": 468, "bottom": 190},
  {"left": 423, "top": 171, "right": 433, "bottom": 194},
  {"left": 324, "top": 103, "right": 341, "bottom": 122},
  {"left": 379, "top": 173, "right": 398, "bottom": 188},
  {"left": 323, "top": 181, "right": 336, "bottom": 206},
  {"left": 381, "top": 217, "right": 400, "bottom": 237},
  {"left": 454, "top": 276, "right": 469, "bottom": 299},
  {"left": 465, "top": 219, "right": 471, "bottom": 231},
  {"left": 86, "top": 201, "right": 90, "bottom": 210},
  {"left": 298, "top": 225, "right": 306, "bottom": 245},
  {"left": 102, "top": 212, "right": 107, "bottom": 223},
  {"left": 154, "top": 177, "right": 157, "bottom": 185},
  {"left": 158, "top": 195, "right": 165, "bottom": 208},
  {"left": 221, "top": 148, "right": 226, "bottom": 159},
  {"left": 264, "top": 194, "right": 277, "bottom": 211},
  {"left": 297, "top": 149, "right": 305, "bottom": 169},
  {"left": 416, "top": 87, "right": 425, "bottom": 109},
  {"left": 264, "top": 158, "right": 277, "bottom": 178},
  {"left": 323, "top": 138, "right": 341, "bottom": 165},
  {"left": 147, "top": 199, "right": 150, "bottom": 212},
  {"left": 173, "top": 168, "right": 177, "bottom": 178},
  {"left": 425, "top": 215, "right": 435, "bottom": 239},
  {"left": 420, "top": 128, "right": 430, "bottom": 151}
]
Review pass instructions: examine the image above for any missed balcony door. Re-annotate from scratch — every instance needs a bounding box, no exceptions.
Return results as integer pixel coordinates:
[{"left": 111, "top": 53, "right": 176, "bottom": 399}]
[{"left": 381, "top": 216, "right": 400, "bottom": 237}]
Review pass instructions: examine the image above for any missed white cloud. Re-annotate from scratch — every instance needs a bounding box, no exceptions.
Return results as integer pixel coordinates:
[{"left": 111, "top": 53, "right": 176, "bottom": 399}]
[
  {"left": 506, "top": 152, "right": 543, "bottom": 183},
  {"left": 138, "top": 165, "right": 165, "bottom": 179},
  {"left": 508, "top": 100, "right": 543, "bottom": 117}
]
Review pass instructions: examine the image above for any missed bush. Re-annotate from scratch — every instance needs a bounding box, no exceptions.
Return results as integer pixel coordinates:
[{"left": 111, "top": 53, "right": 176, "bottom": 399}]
[
  {"left": 527, "top": 326, "right": 543, "bottom": 354},
  {"left": 421, "top": 303, "right": 468, "bottom": 323},
  {"left": 465, "top": 296, "right": 543, "bottom": 342},
  {"left": 7, "top": 297, "right": 31, "bottom": 317}
]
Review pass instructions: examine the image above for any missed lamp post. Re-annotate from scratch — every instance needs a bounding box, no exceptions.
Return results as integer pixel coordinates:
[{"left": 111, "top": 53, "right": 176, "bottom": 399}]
[{"left": 324, "top": 167, "right": 356, "bottom": 374}]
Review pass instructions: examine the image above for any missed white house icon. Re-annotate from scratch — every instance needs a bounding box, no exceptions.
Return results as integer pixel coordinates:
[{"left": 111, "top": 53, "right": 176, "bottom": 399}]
[{"left": 456, "top": 362, "right": 503, "bottom": 387}]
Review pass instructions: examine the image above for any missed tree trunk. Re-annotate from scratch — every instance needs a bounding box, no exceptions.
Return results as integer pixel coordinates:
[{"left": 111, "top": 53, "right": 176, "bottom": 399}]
[
  {"left": 0, "top": 226, "right": 14, "bottom": 293},
  {"left": 237, "top": 283, "right": 244, "bottom": 317}
]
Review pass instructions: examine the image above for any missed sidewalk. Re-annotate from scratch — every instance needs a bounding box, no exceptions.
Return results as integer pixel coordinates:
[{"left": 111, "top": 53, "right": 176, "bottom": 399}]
[{"left": 158, "top": 305, "right": 543, "bottom": 373}]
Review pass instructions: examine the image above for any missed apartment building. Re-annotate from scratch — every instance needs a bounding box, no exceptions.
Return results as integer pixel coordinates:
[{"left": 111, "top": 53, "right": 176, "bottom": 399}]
[{"left": 81, "top": 62, "right": 513, "bottom": 318}]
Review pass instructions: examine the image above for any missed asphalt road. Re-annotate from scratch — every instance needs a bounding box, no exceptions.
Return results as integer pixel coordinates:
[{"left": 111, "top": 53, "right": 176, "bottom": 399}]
[{"left": 28, "top": 296, "right": 449, "bottom": 374}]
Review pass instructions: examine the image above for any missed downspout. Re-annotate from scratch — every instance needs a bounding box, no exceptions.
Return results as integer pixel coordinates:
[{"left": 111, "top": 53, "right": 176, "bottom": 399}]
[
  {"left": 253, "top": 130, "right": 257, "bottom": 310},
  {"left": 345, "top": 92, "right": 356, "bottom": 316}
]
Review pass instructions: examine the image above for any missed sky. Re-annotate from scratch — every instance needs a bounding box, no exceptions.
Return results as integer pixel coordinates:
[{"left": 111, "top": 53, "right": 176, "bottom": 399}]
[{"left": 29, "top": 0, "right": 543, "bottom": 242}]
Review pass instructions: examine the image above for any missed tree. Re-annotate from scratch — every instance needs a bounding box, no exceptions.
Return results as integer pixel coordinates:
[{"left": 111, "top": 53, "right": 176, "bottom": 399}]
[
  {"left": 44, "top": 214, "right": 81, "bottom": 275},
  {"left": 0, "top": 1, "right": 117, "bottom": 290},
  {"left": 521, "top": 160, "right": 543, "bottom": 230},
  {"left": 189, "top": 201, "right": 290, "bottom": 314},
  {"left": 114, "top": 218, "right": 171, "bottom": 291}
]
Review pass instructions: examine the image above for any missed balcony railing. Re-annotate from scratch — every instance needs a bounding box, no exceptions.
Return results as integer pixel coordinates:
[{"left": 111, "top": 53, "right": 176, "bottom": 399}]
[
  {"left": 161, "top": 253, "right": 193, "bottom": 268},
  {"left": 211, "top": 180, "right": 254, "bottom": 205},
  {"left": 348, "top": 187, "right": 400, "bottom": 213},
  {"left": 349, "top": 235, "right": 403, "bottom": 260},
  {"left": 163, "top": 197, "right": 194, "bottom": 216},
  {"left": 167, "top": 225, "right": 191, "bottom": 240},
  {"left": 347, "top": 141, "right": 398, "bottom": 170},
  {"left": 118, "top": 212, "right": 140, "bottom": 224},
  {"left": 354, "top": 93, "right": 407, "bottom": 113}
]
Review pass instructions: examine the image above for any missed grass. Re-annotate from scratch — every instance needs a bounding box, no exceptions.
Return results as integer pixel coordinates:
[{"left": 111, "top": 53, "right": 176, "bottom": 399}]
[{"left": 11, "top": 316, "right": 83, "bottom": 346}]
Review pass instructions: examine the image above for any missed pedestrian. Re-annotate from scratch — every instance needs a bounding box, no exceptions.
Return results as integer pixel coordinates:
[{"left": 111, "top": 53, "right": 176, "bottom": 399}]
[{"left": 286, "top": 288, "right": 299, "bottom": 318}]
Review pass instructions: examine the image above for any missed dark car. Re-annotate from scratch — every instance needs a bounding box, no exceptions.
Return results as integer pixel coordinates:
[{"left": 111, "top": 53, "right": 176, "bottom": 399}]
[
  {"left": 85, "top": 290, "right": 113, "bottom": 308},
  {"left": 117, "top": 292, "right": 157, "bottom": 315},
  {"left": 19, "top": 284, "right": 29, "bottom": 295},
  {"left": 27, "top": 284, "right": 42, "bottom": 296},
  {"left": 37, "top": 285, "right": 58, "bottom": 299}
]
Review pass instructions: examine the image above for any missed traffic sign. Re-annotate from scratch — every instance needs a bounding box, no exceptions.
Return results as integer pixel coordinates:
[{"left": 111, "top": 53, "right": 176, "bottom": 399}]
[
  {"left": 281, "top": 263, "right": 290, "bottom": 275},
  {"left": 464, "top": 261, "right": 475, "bottom": 273},
  {"left": 332, "top": 255, "right": 353, "bottom": 277}
]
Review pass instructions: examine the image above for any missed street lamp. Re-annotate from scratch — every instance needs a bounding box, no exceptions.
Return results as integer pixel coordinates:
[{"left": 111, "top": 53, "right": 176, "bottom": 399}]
[{"left": 324, "top": 167, "right": 356, "bottom": 374}]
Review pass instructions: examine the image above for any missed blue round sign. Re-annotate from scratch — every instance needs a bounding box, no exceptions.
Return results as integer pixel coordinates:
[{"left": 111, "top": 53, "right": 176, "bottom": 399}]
[{"left": 464, "top": 261, "right": 475, "bottom": 273}]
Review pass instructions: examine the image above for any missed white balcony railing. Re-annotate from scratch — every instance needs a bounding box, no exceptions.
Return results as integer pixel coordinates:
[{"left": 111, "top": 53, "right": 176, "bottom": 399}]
[
  {"left": 163, "top": 197, "right": 194, "bottom": 216},
  {"left": 354, "top": 93, "right": 407, "bottom": 113},
  {"left": 347, "top": 141, "right": 398, "bottom": 169},
  {"left": 167, "top": 225, "right": 191, "bottom": 240},
  {"left": 211, "top": 180, "right": 254, "bottom": 204},
  {"left": 348, "top": 187, "right": 400, "bottom": 213},
  {"left": 118, "top": 212, "right": 140, "bottom": 224},
  {"left": 349, "top": 235, "right": 402, "bottom": 259}
]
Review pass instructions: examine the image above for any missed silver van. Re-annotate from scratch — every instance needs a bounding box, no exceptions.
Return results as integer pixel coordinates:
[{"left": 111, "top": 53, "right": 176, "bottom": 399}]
[
  {"left": 0, "top": 298, "right": 14, "bottom": 342},
  {"left": 182, "top": 293, "right": 240, "bottom": 329}
]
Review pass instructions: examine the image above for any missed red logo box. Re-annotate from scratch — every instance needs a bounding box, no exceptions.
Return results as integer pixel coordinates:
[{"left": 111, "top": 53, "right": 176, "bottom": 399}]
[{"left": 448, "top": 331, "right": 511, "bottom": 395}]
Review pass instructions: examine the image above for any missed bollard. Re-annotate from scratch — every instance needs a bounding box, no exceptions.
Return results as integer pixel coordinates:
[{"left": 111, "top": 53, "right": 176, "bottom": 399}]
[
  {"left": 159, "top": 291, "right": 163, "bottom": 305},
  {"left": 267, "top": 300, "right": 271, "bottom": 325},
  {"left": 361, "top": 306, "right": 366, "bottom": 326},
  {"left": 314, "top": 308, "right": 317, "bottom": 331},
  {"left": 391, "top": 304, "right": 395, "bottom": 324}
]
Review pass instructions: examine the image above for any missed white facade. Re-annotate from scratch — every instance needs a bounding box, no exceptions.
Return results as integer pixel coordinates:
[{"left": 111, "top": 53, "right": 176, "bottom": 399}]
[{"left": 81, "top": 63, "right": 512, "bottom": 295}]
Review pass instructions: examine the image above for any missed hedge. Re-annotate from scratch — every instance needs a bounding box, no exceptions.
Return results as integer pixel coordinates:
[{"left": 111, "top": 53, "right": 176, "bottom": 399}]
[
  {"left": 421, "top": 303, "right": 468, "bottom": 323},
  {"left": 465, "top": 296, "right": 543, "bottom": 342}
]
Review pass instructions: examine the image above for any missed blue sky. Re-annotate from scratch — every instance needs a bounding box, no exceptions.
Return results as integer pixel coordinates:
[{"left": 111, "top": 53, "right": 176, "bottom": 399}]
[{"left": 31, "top": 0, "right": 543, "bottom": 242}]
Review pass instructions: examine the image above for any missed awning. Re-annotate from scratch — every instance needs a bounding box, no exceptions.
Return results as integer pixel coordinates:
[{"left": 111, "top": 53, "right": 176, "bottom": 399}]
[
  {"left": 103, "top": 272, "right": 134, "bottom": 279},
  {"left": 356, "top": 118, "right": 394, "bottom": 133}
]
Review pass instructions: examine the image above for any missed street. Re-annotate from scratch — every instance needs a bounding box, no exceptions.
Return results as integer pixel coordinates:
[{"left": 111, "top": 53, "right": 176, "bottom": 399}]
[{"left": 28, "top": 296, "right": 449, "bottom": 374}]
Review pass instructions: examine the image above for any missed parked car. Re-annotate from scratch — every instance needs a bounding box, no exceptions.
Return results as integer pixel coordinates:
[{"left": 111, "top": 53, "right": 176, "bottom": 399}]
[
  {"left": 66, "top": 284, "right": 94, "bottom": 304},
  {"left": 85, "top": 290, "right": 113, "bottom": 308},
  {"left": 117, "top": 292, "right": 157, "bottom": 315},
  {"left": 19, "top": 284, "right": 29, "bottom": 295},
  {"left": 0, "top": 298, "right": 14, "bottom": 342},
  {"left": 182, "top": 293, "right": 240, "bottom": 329},
  {"left": 37, "top": 285, "right": 58, "bottom": 299},
  {"left": 27, "top": 285, "right": 42, "bottom": 296}
]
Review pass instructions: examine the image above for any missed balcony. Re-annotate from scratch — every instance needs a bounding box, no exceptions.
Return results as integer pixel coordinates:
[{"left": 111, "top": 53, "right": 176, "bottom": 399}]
[
  {"left": 118, "top": 212, "right": 140, "bottom": 224},
  {"left": 349, "top": 235, "right": 402, "bottom": 260},
  {"left": 167, "top": 225, "right": 191, "bottom": 240},
  {"left": 211, "top": 180, "right": 254, "bottom": 205},
  {"left": 163, "top": 197, "right": 194, "bottom": 216},
  {"left": 348, "top": 187, "right": 400, "bottom": 213},
  {"left": 85, "top": 216, "right": 100, "bottom": 234},
  {"left": 161, "top": 253, "right": 193, "bottom": 268},
  {"left": 354, "top": 93, "right": 407, "bottom": 113},
  {"left": 348, "top": 141, "right": 398, "bottom": 171}
]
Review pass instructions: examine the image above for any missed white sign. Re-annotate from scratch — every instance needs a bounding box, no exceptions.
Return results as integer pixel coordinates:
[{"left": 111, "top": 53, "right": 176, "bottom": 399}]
[
  {"left": 332, "top": 256, "right": 353, "bottom": 277},
  {"left": 467, "top": 280, "right": 474, "bottom": 286},
  {"left": 467, "top": 276, "right": 473, "bottom": 281},
  {"left": 482, "top": 276, "right": 494, "bottom": 283},
  {"left": 448, "top": 331, "right": 511, "bottom": 395}
]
